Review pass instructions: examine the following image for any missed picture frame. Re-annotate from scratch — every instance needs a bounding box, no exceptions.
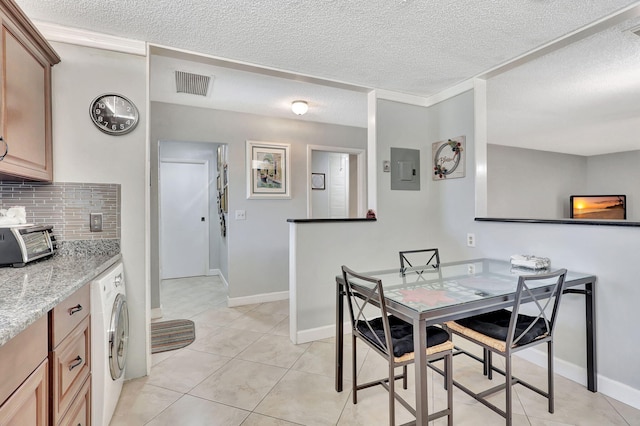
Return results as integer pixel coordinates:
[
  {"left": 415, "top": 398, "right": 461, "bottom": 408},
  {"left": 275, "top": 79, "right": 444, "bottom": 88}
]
[
  {"left": 246, "top": 140, "right": 291, "bottom": 199},
  {"left": 570, "top": 195, "right": 626, "bottom": 220},
  {"left": 432, "top": 135, "right": 465, "bottom": 180},
  {"left": 311, "top": 173, "right": 325, "bottom": 190}
]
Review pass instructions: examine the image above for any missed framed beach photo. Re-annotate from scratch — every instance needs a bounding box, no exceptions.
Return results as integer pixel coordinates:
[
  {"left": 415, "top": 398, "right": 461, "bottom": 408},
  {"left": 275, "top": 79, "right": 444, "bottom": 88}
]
[
  {"left": 246, "top": 140, "right": 291, "bottom": 199},
  {"left": 570, "top": 195, "right": 626, "bottom": 220}
]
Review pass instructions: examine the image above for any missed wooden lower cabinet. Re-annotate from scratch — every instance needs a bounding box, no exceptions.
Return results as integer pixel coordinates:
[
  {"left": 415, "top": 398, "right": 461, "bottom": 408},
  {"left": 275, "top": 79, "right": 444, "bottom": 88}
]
[
  {"left": 50, "top": 284, "right": 92, "bottom": 425},
  {"left": 0, "top": 359, "right": 48, "bottom": 426},
  {"left": 0, "top": 283, "right": 93, "bottom": 426},
  {"left": 51, "top": 316, "right": 91, "bottom": 424}
]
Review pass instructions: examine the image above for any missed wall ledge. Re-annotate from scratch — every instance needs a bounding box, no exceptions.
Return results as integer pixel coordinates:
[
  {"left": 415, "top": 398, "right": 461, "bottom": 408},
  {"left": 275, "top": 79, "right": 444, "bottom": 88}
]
[
  {"left": 476, "top": 217, "right": 640, "bottom": 227},
  {"left": 287, "top": 218, "right": 376, "bottom": 223}
]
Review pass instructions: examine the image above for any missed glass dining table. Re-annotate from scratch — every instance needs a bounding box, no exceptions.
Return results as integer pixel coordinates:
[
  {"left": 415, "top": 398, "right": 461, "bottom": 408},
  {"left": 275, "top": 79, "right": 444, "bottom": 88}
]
[{"left": 335, "top": 258, "right": 596, "bottom": 425}]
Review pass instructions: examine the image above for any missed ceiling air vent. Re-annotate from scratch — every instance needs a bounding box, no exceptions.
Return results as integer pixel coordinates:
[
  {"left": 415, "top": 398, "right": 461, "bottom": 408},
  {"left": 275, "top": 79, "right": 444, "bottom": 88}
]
[{"left": 175, "top": 70, "right": 211, "bottom": 96}]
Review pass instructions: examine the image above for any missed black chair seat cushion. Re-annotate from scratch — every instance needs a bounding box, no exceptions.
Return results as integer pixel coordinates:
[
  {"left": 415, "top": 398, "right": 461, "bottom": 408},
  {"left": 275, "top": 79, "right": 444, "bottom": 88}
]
[
  {"left": 357, "top": 315, "right": 449, "bottom": 357},
  {"left": 455, "top": 309, "right": 548, "bottom": 346}
]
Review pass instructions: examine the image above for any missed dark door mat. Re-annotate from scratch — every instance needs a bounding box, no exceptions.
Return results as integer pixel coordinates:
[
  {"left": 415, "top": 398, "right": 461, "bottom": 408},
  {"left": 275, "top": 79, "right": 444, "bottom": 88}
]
[{"left": 151, "top": 319, "right": 196, "bottom": 354}]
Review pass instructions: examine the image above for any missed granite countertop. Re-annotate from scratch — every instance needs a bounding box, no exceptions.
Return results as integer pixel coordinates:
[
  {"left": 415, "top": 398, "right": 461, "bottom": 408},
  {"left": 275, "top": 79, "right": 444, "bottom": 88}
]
[{"left": 0, "top": 252, "right": 122, "bottom": 347}]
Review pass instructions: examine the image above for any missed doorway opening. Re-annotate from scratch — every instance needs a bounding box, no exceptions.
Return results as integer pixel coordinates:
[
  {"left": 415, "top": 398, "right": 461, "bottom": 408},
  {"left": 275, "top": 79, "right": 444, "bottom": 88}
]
[
  {"left": 307, "top": 145, "right": 366, "bottom": 218},
  {"left": 156, "top": 140, "right": 229, "bottom": 318}
]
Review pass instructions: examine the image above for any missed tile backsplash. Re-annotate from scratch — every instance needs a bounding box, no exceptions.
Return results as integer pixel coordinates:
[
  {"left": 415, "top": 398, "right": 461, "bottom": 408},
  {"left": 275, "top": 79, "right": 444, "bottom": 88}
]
[{"left": 0, "top": 182, "right": 120, "bottom": 241}]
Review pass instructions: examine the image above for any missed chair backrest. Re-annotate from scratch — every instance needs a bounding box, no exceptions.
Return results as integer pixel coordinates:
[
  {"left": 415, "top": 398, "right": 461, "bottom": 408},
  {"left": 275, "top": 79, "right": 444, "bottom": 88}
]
[
  {"left": 399, "top": 248, "right": 440, "bottom": 277},
  {"left": 341, "top": 265, "right": 393, "bottom": 357},
  {"left": 506, "top": 268, "right": 567, "bottom": 348}
]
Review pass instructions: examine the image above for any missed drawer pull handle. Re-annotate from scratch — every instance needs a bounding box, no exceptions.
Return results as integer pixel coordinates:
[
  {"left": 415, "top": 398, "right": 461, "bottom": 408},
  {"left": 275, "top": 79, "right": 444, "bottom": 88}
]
[
  {"left": 69, "top": 356, "right": 83, "bottom": 371},
  {"left": 0, "top": 136, "right": 7, "bottom": 161},
  {"left": 69, "top": 304, "right": 83, "bottom": 315}
]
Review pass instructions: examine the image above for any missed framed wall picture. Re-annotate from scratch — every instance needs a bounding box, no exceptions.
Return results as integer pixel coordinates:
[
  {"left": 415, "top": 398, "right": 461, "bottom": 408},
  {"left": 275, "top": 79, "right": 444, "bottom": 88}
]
[
  {"left": 246, "top": 140, "right": 291, "bottom": 199},
  {"left": 311, "top": 173, "right": 325, "bottom": 190},
  {"left": 432, "top": 136, "right": 465, "bottom": 180}
]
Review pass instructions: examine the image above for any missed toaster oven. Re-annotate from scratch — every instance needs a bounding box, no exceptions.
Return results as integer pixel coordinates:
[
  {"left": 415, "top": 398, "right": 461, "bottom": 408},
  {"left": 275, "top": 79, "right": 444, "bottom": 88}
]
[{"left": 0, "top": 224, "right": 56, "bottom": 267}]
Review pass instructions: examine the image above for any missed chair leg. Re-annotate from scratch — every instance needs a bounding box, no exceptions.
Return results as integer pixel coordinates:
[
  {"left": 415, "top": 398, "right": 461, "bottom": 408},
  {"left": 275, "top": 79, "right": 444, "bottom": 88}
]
[
  {"left": 444, "top": 355, "right": 449, "bottom": 390},
  {"left": 487, "top": 350, "right": 493, "bottom": 380},
  {"left": 548, "top": 340, "right": 555, "bottom": 414},
  {"left": 389, "top": 362, "right": 396, "bottom": 426},
  {"left": 403, "top": 365, "right": 408, "bottom": 389},
  {"left": 352, "top": 334, "right": 358, "bottom": 404},
  {"left": 446, "top": 353, "right": 453, "bottom": 426},
  {"left": 505, "top": 354, "right": 513, "bottom": 426}
]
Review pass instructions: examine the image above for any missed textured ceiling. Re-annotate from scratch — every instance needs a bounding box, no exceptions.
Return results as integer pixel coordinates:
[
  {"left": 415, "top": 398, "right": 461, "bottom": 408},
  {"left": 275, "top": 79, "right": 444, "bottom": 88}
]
[
  {"left": 488, "top": 14, "right": 640, "bottom": 156},
  {"left": 16, "top": 0, "right": 638, "bottom": 96},
  {"left": 14, "top": 0, "right": 640, "bottom": 153}
]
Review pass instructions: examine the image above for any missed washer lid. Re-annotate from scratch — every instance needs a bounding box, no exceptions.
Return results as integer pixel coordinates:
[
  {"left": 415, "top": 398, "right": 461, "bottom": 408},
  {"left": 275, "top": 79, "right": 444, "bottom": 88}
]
[{"left": 109, "top": 293, "right": 129, "bottom": 380}]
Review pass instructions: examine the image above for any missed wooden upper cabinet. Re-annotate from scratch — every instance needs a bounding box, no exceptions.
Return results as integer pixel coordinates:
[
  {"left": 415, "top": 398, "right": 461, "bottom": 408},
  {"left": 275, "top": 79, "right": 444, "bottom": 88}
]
[{"left": 0, "top": 0, "right": 60, "bottom": 182}]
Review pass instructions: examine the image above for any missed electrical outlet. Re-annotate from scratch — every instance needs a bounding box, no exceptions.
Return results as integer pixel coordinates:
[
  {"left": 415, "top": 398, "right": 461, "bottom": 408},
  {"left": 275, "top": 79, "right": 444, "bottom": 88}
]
[
  {"left": 467, "top": 264, "right": 476, "bottom": 274},
  {"left": 235, "top": 210, "right": 246, "bottom": 220},
  {"left": 90, "top": 213, "right": 103, "bottom": 232},
  {"left": 467, "top": 233, "right": 475, "bottom": 247}
]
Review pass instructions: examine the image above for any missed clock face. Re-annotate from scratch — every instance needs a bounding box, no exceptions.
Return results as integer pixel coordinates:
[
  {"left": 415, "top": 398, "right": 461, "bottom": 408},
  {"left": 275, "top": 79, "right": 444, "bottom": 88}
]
[{"left": 89, "top": 94, "right": 139, "bottom": 135}]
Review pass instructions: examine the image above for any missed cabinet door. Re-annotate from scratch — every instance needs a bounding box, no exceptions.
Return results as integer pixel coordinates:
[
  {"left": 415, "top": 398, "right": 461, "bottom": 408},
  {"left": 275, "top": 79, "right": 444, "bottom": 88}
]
[
  {"left": 0, "top": 359, "right": 48, "bottom": 426},
  {"left": 0, "top": 12, "right": 53, "bottom": 181},
  {"left": 58, "top": 376, "right": 90, "bottom": 426}
]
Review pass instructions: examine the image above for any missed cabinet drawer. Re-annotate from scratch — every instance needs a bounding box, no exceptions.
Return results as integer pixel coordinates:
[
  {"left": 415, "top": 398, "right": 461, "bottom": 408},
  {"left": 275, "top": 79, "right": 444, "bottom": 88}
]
[
  {"left": 57, "top": 375, "right": 90, "bottom": 426},
  {"left": 51, "top": 284, "right": 90, "bottom": 348},
  {"left": 52, "top": 316, "right": 91, "bottom": 423},
  {"left": 0, "top": 315, "right": 47, "bottom": 404}
]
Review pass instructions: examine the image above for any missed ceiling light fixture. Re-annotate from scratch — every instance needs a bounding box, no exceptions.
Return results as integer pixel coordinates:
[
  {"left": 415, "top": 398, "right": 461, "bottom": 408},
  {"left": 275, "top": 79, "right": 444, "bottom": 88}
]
[{"left": 291, "top": 100, "right": 308, "bottom": 115}]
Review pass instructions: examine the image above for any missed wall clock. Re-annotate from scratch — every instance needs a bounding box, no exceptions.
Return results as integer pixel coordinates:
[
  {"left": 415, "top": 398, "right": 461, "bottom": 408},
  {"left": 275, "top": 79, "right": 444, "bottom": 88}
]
[{"left": 89, "top": 93, "right": 139, "bottom": 135}]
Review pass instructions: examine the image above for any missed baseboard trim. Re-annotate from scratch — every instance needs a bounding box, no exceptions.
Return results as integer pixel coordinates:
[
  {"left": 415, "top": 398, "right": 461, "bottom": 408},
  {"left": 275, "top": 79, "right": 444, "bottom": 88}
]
[
  {"left": 150, "top": 306, "right": 163, "bottom": 320},
  {"left": 515, "top": 349, "right": 640, "bottom": 410},
  {"left": 227, "top": 291, "right": 288, "bottom": 307},
  {"left": 208, "top": 269, "right": 229, "bottom": 289},
  {"left": 295, "top": 322, "right": 351, "bottom": 345}
]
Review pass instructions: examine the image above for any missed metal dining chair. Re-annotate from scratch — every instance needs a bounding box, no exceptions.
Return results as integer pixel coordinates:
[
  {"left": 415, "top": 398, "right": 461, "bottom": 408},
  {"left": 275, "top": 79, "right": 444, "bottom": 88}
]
[
  {"left": 445, "top": 269, "right": 567, "bottom": 426},
  {"left": 398, "top": 248, "right": 440, "bottom": 277},
  {"left": 341, "top": 265, "right": 454, "bottom": 425}
]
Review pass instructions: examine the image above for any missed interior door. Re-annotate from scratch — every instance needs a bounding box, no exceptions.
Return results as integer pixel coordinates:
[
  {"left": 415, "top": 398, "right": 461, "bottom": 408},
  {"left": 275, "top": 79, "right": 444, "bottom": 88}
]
[
  {"left": 160, "top": 161, "right": 208, "bottom": 279},
  {"left": 328, "top": 153, "right": 349, "bottom": 218}
]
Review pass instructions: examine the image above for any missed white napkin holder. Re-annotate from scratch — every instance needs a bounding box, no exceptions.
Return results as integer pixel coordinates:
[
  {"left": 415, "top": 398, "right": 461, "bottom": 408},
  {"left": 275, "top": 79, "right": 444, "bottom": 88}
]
[{"left": 510, "top": 254, "right": 550, "bottom": 270}]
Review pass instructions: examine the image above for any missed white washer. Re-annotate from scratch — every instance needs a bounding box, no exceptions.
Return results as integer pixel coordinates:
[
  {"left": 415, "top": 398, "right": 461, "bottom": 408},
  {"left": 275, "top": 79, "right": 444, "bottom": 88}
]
[{"left": 91, "top": 261, "right": 129, "bottom": 426}]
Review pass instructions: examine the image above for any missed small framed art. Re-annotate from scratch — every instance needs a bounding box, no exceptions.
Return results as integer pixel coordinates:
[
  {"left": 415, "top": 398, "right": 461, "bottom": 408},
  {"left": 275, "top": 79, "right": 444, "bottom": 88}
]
[
  {"left": 246, "top": 140, "right": 291, "bottom": 199},
  {"left": 311, "top": 173, "right": 325, "bottom": 190}
]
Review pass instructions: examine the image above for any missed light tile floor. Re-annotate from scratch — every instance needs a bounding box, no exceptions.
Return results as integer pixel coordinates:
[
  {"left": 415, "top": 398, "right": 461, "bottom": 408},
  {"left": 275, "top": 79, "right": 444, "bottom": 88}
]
[{"left": 111, "top": 276, "right": 640, "bottom": 425}]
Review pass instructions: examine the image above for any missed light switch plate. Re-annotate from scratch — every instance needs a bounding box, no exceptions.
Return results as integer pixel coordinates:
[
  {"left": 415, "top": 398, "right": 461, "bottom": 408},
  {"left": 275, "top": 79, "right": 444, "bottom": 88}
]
[
  {"left": 235, "top": 210, "right": 246, "bottom": 220},
  {"left": 90, "top": 213, "right": 103, "bottom": 232}
]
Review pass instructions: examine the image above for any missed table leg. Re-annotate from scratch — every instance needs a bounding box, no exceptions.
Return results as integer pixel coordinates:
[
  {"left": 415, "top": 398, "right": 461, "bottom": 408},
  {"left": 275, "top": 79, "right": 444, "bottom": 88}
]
[
  {"left": 564, "top": 281, "right": 597, "bottom": 392},
  {"left": 585, "top": 281, "right": 597, "bottom": 392},
  {"left": 414, "top": 317, "right": 429, "bottom": 425},
  {"left": 335, "top": 280, "right": 344, "bottom": 392}
]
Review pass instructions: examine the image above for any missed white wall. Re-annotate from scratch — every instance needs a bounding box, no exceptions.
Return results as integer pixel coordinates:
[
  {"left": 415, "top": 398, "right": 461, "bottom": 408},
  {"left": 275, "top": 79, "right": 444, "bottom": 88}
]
[
  {"left": 488, "top": 145, "right": 640, "bottom": 220},
  {"left": 586, "top": 150, "right": 640, "bottom": 220},
  {"left": 150, "top": 101, "right": 367, "bottom": 304},
  {"left": 488, "top": 144, "right": 587, "bottom": 219},
  {"left": 50, "top": 42, "right": 148, "bottom": 378}
]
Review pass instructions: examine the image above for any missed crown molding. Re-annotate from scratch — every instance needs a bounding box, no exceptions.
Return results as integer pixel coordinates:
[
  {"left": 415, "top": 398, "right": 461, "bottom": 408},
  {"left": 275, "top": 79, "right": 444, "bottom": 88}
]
[{"left": 33, "top": 21, "right": 146, "bottom": 56}]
